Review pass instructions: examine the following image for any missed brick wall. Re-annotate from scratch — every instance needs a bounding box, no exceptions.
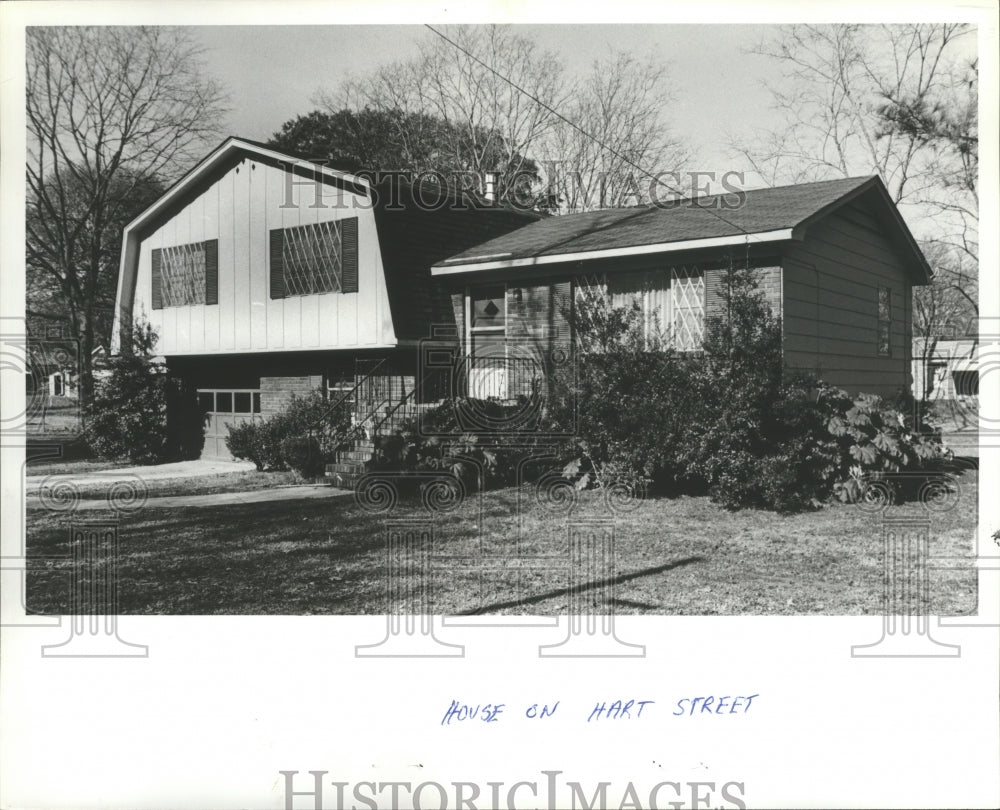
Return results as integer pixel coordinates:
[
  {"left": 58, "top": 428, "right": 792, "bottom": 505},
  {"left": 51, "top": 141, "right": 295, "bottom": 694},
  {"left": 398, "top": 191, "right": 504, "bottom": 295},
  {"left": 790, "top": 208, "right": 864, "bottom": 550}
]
[
  {"left": 757, "top": 266, "right": 782, "bottom": 316},
  {"left": 260, "top": 374, "right": 323, "bottom": 417},
  {"left": 706, "top": 265, "right": 782, "bottom": 320}
]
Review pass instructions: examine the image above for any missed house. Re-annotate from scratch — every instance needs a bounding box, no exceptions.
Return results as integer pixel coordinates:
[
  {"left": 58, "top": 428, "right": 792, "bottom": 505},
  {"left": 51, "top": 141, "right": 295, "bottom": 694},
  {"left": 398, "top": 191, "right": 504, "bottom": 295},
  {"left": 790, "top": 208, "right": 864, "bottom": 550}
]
[
  {"left": 432, "top": 175, "right": 931, "bottom": 401},
  {"left": 113, "top": 138, "right": 930, "bottom": 463},
  {"left": 111, "top": 137, "right": 538, "bottom": 458},
  {"left": 912, "top": 336, "right": 978, "bottom": 401},
  {"left": 25, "top": 332, "right": 80, "bottom": 400}
]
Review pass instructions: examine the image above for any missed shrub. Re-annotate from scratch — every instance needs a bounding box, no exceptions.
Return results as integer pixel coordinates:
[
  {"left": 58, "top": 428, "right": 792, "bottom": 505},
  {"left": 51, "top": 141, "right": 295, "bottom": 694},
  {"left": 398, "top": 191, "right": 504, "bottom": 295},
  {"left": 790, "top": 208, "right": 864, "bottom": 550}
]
[
  {"left": 226, "top": 422, "right": 266, "bottom": 470},
  {"left": 280, "top": 435, "right": 324, "bottom": 478},
  {"left": 225, "top": 389, "right": 351, "bottom": 472},
  {"left": 816, "top": 384, "right": 948, "bottom": 504},
  {"left": 86, "top": 321, "right": 170, "bottom": 465},
  {"left": 548, "top": 295, "right": 701, "bottom": 493},
  {"left": 553, "top": 265, "right": 948, "bottom": 512},
  {"left": 371, "top": 398, "right": 549, "bottom": 491}
]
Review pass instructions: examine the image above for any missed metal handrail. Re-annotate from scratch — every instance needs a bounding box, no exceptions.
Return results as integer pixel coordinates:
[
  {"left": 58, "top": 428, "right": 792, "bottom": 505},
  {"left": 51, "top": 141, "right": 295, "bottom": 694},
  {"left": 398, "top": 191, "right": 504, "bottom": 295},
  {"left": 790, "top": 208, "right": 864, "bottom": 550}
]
[
  {"left": 331, "top": 368, "right": 436, "bottom": 456},
  {"left": 305, "top": 358, "right": 387, "bottom": 445}
]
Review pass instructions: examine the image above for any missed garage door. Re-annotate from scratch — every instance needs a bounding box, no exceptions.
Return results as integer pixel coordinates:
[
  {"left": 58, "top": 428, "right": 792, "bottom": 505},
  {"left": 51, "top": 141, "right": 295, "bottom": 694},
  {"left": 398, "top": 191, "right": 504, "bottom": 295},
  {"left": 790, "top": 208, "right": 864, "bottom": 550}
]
[{"left": 197, "top": 389, "right": 262, "bottom": 459}]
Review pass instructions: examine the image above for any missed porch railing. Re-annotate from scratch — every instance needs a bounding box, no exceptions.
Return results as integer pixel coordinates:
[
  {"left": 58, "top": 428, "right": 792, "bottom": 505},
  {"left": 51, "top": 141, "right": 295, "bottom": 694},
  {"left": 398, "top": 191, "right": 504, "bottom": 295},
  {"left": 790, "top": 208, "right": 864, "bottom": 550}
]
[{"left": 460, "top": 353, "right": 547, "bottom": 401}]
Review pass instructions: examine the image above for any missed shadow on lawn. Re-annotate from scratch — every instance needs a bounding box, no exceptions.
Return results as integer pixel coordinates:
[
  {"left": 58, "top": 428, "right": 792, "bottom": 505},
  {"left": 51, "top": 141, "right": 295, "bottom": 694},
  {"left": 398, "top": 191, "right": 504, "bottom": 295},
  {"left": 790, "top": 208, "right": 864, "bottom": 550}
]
[{"left": 457, "top": 555, "right": 706, "bottom": 615}]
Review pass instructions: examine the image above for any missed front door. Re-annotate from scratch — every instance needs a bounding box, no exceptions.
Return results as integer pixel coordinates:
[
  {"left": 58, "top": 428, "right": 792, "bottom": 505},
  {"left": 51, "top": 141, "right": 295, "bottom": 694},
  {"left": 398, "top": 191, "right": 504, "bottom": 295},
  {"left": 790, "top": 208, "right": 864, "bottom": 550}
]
[
  {"left": 469, "top": 286, "right": 507, "bottom": 399},
  {"left": 197, "top": 389, "right": 261, "bottom": 459}
]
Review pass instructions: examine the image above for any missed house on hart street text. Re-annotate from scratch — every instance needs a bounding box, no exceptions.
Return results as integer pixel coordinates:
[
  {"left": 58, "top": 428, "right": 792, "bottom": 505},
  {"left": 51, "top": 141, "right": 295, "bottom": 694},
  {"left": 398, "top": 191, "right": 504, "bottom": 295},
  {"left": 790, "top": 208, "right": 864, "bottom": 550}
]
[{"left": 113, "top": 138, "right": 931, "bottom": 460}]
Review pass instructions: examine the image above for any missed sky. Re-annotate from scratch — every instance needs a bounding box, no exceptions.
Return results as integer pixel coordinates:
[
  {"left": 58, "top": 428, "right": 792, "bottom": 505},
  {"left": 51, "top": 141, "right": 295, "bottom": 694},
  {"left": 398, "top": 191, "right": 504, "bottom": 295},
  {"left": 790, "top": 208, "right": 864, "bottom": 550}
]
[{"left": 191, "top": 24, "right": 789, "bottom": 185}]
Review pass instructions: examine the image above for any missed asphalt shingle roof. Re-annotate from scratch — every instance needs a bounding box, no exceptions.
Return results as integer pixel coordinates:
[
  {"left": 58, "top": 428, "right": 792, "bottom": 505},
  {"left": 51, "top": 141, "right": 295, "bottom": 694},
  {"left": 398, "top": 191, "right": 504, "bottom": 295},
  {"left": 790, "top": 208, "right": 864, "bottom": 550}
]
[{"left": 437, "top": 176, "right": 876, "bottom": 266}]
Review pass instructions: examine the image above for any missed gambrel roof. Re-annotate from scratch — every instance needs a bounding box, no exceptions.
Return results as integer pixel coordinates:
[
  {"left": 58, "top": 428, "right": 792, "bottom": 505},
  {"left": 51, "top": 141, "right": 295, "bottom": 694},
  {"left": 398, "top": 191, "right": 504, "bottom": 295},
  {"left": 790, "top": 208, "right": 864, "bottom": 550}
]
[{"left": 433, "top": 175, "right": 931, "bottom": 283}]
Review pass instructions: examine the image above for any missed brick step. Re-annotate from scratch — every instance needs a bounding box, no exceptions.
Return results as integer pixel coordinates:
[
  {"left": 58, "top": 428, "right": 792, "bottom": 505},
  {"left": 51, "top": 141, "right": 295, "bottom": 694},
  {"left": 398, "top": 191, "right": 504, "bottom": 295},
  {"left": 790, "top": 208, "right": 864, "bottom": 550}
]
[
  {"left": 343, "top": 440, "right": 374, "bottom": 453},
  {"left": 337, "top": 448, "right": 374, "bottom": 463},
  {"left": 326, "top": 461, "right": 367, "bottom": 475},
  {"left": 326, "top": 470, "right": 363, "bottom": 489}
]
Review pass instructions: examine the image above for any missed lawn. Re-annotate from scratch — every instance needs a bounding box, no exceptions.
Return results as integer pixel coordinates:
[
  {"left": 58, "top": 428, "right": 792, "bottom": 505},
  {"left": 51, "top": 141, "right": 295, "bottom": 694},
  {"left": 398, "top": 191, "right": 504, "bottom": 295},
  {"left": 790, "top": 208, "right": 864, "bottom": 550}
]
[
  {"left": 25, "top": 462, "right": 979, "bottom": 616},
  {"left": 26, "top": 466, "right": 302, "bottom": 498},
  {"left": 26, "top": 397, "right": 83, "bottom": 435}
]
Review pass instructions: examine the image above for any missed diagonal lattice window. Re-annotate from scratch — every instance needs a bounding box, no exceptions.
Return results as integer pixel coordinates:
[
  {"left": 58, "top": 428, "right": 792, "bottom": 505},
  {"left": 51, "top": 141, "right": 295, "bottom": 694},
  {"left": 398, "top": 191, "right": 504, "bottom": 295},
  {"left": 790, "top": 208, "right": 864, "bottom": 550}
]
[
  {"left": 282, "top": 220, "right": 344, "bottom": 297},
  {"left": 670, "top": 267, "right": 704, "bottom": 351},
  {"left": 574, "top": 273, "right": 608, "bottom": 307},
  {"left": 161, "top": 242, "right": 207, "bottom": 307}
]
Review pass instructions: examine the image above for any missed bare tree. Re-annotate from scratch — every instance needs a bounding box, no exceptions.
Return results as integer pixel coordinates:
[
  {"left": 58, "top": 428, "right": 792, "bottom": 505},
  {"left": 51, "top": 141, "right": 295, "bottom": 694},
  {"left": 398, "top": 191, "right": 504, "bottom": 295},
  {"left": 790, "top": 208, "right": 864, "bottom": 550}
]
[
  {"left": 730, "top": 23, "right": 978, "bottom": 390},
  {"left": 733, "top": 25, "right": 970, "bottom": 201},
  {"left": 539, "top": 51, "right": 691, "bottom": 212},
  {"left": 26, "top": 26, "right": 227, "bottom": 397},
  {"left": 879, "top": 58, "right": 979, "bottom": 305},
  {"left": 328, "top": 25, "right": 565, "bottom": 204}
]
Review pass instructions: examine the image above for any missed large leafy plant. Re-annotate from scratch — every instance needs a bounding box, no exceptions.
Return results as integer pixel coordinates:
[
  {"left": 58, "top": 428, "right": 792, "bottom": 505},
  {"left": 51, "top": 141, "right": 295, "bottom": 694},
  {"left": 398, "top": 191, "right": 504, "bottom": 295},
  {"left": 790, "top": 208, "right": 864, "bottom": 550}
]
[{"left": 819, "top": 385, "right": 947, "bottom": 503}]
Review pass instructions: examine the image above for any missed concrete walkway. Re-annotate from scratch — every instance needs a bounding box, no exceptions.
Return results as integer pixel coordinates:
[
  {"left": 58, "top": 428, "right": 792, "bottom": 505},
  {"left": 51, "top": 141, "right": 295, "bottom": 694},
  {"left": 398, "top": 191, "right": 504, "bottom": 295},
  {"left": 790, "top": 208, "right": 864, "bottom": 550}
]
[
  {"left": 29, "top": 483, "right": 354, "bottom": 510},
  {"left": 25, "top": 458, "right": 257, "bottom": 492}
]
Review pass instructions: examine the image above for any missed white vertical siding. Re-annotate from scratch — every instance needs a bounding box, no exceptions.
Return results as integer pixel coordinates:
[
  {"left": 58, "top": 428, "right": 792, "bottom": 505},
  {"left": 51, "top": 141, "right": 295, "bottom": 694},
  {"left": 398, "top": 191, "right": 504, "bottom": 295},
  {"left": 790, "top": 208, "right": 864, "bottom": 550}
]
[
  {"left": 233, "top": 161, "right": 252, "bottom": 350},
  {"left": 203, "top": 182, "right": 221, "bottom": 352},
  {"left": 280, "top": 173, "right": 303, "bottom": 348},
  {"left": 249, "top": 163, "right": 268, "bottom": 349},
  {"left": 265, "top": 167, "right": 285, "bottom": 348},
  {"left": 133, "top": 159, "right": 394, "bottom": 355},
  {"left": 218, "top": 168, "right": 236, "bottom": 351},
  {"left": 188, "top": 191, "right": 206, "bottom": 351}
]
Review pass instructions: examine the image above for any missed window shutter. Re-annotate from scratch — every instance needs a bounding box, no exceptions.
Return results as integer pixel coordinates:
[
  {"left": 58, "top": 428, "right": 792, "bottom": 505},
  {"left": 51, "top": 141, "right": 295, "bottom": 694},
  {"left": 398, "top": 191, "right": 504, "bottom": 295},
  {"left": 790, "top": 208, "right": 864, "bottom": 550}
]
[
  {"left": 704, "top": 267, "right": 726, "bottom": 321},
  {"left": 551, "top": 280, "right": 572, "bottom": 349},
  {"left": 151, "top": 248, "right": 163, "bottom": 310},
  {"left": 269, "top": 229, "right": 285, "bottom": 299},
  {"left": 204, "top": 239, "right": 218, "bottom": 305},
  {"left": 450, "top": 292, "right": 465, "bottom": 348},
  {"left": 341, "top": 217, "right": 358, "bottom": 293}
]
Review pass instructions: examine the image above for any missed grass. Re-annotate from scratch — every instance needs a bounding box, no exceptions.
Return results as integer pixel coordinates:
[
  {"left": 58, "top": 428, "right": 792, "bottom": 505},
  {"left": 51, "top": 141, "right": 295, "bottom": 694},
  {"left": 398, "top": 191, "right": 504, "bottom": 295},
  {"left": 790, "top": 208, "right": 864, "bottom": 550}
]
[
  {"left": 26, "top": 398, "right": 83, "bottom": 434},
  {"left": 25, "top": 463, "right": 979, "bottom": 616},
  {"left": 26, "top": 458, "right": 131, "bottom": 476},
  {"left": 27, "top": 467, "right": 302, "bottom": 498}
]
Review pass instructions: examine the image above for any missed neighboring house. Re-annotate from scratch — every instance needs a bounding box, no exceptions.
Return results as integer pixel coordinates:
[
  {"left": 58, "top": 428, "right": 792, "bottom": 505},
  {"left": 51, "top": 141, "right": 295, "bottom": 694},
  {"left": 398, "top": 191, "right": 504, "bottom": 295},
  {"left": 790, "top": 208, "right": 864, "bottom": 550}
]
[
  {"left": 113, "top": 139, "right": 930, "bottom": 462},
  {"left": 912, "top": 336, "right": 978, "bottom": 401},
  {"left": 91, "top": 345, "right": 114, "bottom": 384},
  {"left": 26, "top": 341, "right": 80, "bottom": 400},
  {"left": 432, "top": 175, "right": 930, "bottom": 400},
  {"left": 112, "top": 137, "right": 538, "bottom": 458}
]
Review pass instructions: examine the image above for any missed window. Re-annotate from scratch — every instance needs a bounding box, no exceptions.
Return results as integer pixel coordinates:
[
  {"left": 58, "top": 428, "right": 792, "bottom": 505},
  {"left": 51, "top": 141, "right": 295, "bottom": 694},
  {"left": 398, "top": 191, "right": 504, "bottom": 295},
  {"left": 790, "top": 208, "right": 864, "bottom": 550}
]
[
  {"left": 470, "top": 286, "right": 507, "bottom": 360},
  {"left": 234, "top": 392, "right": 252, "bottom": 414},
  {"left": 215, "top": 392, "right": 233, "bottom": 413},
  {"left": 152, "top": 239, "right": 218, "bottom": 309},
  {"left": 877, "top": 286, "right": 892, "bottom": 357},
  {"left": 468, "top": 286, "right": 507, "bottom": 399},
  {"left": 608, "top": 270, "right": 669, "bottom": 346},
  {"left": 471, "top": 287, "right": 506, "bottom": 329},
  {"left": 953, "top": 370, "right": 979, "bottom": 397},
  {"left": 269, "top": 217, "right": 358, "bottom": 299},
  {"left": 670, "top": 268, "right": 705, "bottom": 351}
]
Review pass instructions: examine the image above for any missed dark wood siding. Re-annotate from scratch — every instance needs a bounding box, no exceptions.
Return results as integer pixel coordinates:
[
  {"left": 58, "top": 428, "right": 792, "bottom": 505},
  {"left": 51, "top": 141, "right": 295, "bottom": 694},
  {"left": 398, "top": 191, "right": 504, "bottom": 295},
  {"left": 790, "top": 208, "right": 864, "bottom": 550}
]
[
  {"left": 781, "top": 200, "right": 914, "bottom": 396},
  {"left": 373, "top": 183, "right": 539, "bottom": 342}
]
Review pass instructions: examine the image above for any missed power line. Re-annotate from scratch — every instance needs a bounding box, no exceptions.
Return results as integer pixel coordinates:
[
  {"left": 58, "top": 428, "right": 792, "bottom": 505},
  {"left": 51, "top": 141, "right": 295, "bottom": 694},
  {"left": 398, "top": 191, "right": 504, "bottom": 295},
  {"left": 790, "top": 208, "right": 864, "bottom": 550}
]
[{"left": 423, "top": 23, "right": 751, "bottom": 236}]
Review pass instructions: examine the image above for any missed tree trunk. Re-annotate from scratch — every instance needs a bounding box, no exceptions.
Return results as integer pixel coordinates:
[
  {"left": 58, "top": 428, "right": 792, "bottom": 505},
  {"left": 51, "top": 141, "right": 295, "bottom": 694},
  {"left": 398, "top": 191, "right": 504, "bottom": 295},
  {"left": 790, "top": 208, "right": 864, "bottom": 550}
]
[{"left": 79, "top": 311, "right": 95, "bottom": 406}]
